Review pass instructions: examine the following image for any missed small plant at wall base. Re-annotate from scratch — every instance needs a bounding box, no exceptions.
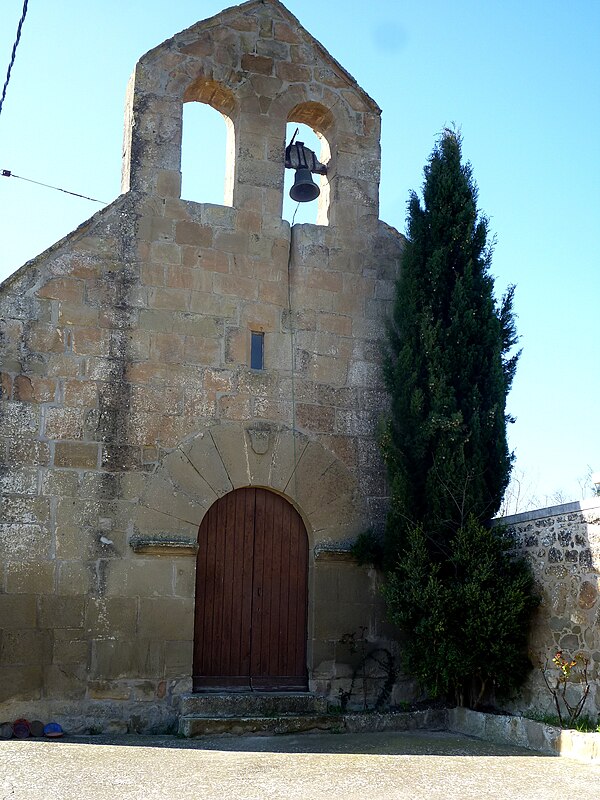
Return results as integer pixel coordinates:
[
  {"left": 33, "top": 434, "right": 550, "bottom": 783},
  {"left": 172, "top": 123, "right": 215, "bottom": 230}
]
[
  {"left": 538, "top": 651, "right": 592, "bottom": 728},
  {"left": 381, "top": 129, "right": 539, "bottom": 708}
]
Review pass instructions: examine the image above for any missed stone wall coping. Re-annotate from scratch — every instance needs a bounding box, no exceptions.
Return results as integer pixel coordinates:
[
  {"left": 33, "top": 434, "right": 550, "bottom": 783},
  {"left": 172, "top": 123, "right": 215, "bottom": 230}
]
[
  {"left": 495, "top": 497, "right": 600, "bottom": 527},
  {"left": 130, "top": 536, "right": 199, "bottom": 556}
]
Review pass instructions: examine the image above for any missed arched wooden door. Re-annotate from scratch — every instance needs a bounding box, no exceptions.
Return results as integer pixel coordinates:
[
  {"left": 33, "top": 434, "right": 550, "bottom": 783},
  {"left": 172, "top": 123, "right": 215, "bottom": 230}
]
[{"left": 193, "top": 487, "right": 308, "bottom": 691}]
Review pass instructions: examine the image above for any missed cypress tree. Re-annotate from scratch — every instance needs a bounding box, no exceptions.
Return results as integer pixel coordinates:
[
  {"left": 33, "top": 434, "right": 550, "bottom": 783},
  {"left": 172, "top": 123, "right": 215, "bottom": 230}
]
[
  {"left": 383, "top": 130, "right": 519, "bottom": 556},
  {"left": 380, "top": 131, "right": 537, "bottom": 706}
]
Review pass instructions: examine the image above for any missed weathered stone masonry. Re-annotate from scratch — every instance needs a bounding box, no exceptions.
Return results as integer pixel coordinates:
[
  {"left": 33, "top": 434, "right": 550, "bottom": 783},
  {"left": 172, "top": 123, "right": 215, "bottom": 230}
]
[
  {"left": 499, "top": 498, "right": 600, "bottom": 720},
  {"left": 0, "top": 0, "right": 405, "bottom": 731}
]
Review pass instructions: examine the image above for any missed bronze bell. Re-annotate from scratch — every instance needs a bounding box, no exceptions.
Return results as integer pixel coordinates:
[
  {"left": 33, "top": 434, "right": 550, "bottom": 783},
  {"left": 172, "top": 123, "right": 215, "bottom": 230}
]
[{"left": 290, "top": 168, "right": 320, "bottom": 203}]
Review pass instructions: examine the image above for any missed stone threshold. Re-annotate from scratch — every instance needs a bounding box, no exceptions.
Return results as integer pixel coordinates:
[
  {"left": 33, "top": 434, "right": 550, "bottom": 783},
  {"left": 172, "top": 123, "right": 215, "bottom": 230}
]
[{"left": 179, "top": 707, "right": 600, "bottom": 764}]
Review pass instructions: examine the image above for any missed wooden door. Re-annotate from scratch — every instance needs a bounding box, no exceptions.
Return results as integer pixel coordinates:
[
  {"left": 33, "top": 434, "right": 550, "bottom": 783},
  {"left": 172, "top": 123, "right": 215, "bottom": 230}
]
[{"left": 193, "top": 487, "right": 308, "bottom": 691}]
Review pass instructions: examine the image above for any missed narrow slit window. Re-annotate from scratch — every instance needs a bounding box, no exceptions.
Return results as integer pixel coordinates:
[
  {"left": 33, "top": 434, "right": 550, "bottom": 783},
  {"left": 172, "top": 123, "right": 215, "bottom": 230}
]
[{"left": 250, "top": 332, "right": 264, "bottom": 370}]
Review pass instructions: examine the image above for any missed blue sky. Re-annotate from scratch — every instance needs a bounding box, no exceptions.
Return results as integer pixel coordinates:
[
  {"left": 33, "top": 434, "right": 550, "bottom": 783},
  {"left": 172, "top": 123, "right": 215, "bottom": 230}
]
[{"left": 1, "top": 1, "right": 598, "bottom": 508}]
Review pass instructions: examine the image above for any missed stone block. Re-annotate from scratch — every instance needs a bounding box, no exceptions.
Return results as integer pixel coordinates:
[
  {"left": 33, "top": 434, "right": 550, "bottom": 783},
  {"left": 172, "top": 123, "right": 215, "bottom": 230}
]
[
  {"left": 183, "top": 335, "right": 221, "bottom": 366},
  {"left": 337, "top": 565, "right": 374, "bottom": 604},
  {"left": 0, "top": 629, "right": 52, "bottom": 666},
  {"left": 54, "top": 442, "right": 99, "bottom": 469},
  {"left": 55, "top": 523, "right": 86, "bottom": 560},
  {"left": 307, "top": 353, "right": 348, "bottom": 387},
  {"left": 133, "top": 504, "right": 198, "bottom": 539},
  {"left": 0, "top": 473, "right": 37, "bottom": 506},
  {"left": 209, "top": 424, "right": 251, "bottom": 488},
  {"left": 316, "top": 312, "right": 352, "bottom": 336},
  {"left": 56, "top": 561, "right": 93, "bottom": 595},
  {"left": 44, "top": 406, "right": 86, "bottom": 439},
  {"left": 58, "top": 297, "right": 99, "bottom": 325},
  {"left": 150, "top": 241, "right": 181, "bottom": 265},
  {"left": 156, "top": 169, "right": 182, "bottom": 198},
  {"left": 63, "top": 379, "right": 99, "bottom": 407},
  {"left": 52, "top": 629, "right": 89, "bottom": 665},
  {"left": 175, "top": 221, "right": 213, "bottom": 247},
  {"left": 182, "top": 431, "right": 234, "bottom": 497},
  {"left": 46, "top": 352, "right": 81, "bottom": 378},
  {"left": 174, "top": 560, "right": 196, "bottom": 598},
  {"left": 259, "top": 280, "right": 288, "bottom": 307},
  {"left": 213, "top": 273, "right": 258, "bottom": 300},
  {"left": 171, "top": 313, "right": 220, "bottom": 338},
  {"left": 283, "top": 440, "right": 339, "bottom": 511},
  {"left": 295, "top": 403, "right": 335, "bottom": 433},
  {"left": 9, "top": 373, "right": 39, "bottom": 403},
  {"left": 142, "top": 475, "right": 207, "bottom": 526},
  {"left": 37, "top": 277, "right": 84, "bottom": 303},
  {"left": 162, "top": 448, "right": 218, "bottom": 507},
  {"left": 276, "top": 62, "right": 311, "bottom": 82},
  {"left": 105, "top": 558, "right": 175, "bottom": 598},
  {"left": 0, "top": 594, "right": 37, "bottom": 628},
  {"left": 43, "top": 663, "right": 87, "bottom": 699},
  {"left": 0, "top": 522, "right": 52, "bottom": 561},
  {"left": 149, "top": 286, "right": 189, "bottom": 311},
  {"left": 269, "top": 429, "right": 310, "bottom": 493},
  {"left": 0, "top": 665, "right": 42, "bottom": 702},
  {"left": 141, "top": 262, "right": 166, "bottom": 287},
  {"left": 39, "top": 595, "right": 85, "bottom": 629},
  {"left": 85, "top": 596, "right": 138, "bottom": 638},
  {"left": 41, "top": 468, "right": 79, "bottom": 497},
  {"left": 313, "top": 598, "right": 341, "bottom": 641},
  {"left": 4, "top": 439, "right": 50, "bottom": 468},
  {"left": 189, "top": 291, "right": 237, "bottom": 318},
  {"left": 137, "top": 597, "right": 194, "bottom": 640},
  {"left": 14, "top": 375, "right": 56, "bottom": 403},
  {"left": 88, "top": 679, "right": 131, "bottom": 700},
  {"left": 91, "top": 638, "right": 164, "bottom": 680},
  {"left": 0, "top": 402, "right": 39, "bottom": 438},
  {"left": 5, "top": 560, "right": 55, "bottom": 594},
  {"left": 0, "top": 495, "right": 49, "bottom": 524},
  {"left": 149, "top": 332, "right": 185, "bottom": 363},
  {"left": 164, "top": 640, "right": 193, "bottom": 672},
  {"left": 101, "top": 444, "right": 144, "bottom": 472},
  {"left": 241, "top": 53, "right": 273, "bottom": 74}
]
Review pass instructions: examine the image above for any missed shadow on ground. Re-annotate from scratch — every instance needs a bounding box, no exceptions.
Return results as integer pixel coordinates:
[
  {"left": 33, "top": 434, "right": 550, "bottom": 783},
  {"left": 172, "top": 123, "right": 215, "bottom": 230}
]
[{"left": 13, "top": 729, "right": 548, "bottom": 757}]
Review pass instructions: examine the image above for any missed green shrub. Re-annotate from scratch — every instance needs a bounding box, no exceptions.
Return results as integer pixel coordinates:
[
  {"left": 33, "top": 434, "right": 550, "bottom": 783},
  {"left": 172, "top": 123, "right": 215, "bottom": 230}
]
[{"left": 385, "top": 517, "right": 538, "bottom": 707}]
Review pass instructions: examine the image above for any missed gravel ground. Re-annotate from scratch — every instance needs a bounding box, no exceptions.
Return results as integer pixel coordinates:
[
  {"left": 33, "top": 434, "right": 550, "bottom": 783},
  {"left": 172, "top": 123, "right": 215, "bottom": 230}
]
[{"left": 2, "top": 729, "right": 599, "bottom": 800}]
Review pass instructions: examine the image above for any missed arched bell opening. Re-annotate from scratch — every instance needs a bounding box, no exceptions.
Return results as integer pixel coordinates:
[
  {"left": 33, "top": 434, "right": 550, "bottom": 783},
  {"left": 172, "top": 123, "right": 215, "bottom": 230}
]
[
  {"left": 182, "top": 78, "right": 237, "bottom": 206},
  {"left": 283, "top": 122, "right": 329, "bottom": 226},
  {"left": 286, "top": 102, "right": 334, "bottom": 227},
  {"left": 193, "top": 486, "right": 309, "bottom": 692}
]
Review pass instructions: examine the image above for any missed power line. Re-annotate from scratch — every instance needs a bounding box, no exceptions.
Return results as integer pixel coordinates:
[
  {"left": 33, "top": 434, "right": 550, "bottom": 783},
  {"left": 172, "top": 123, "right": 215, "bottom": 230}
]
[
  {"left": 0, "top": 0, "right": 29, "bottom": 118},
  {"left": 1, "top": 169, "right": 107, "bottom": 204}
]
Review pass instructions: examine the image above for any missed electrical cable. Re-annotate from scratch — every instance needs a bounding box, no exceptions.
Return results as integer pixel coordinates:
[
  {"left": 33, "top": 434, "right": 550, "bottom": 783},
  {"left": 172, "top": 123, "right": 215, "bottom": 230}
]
[
  {"left": 1, "top": 169, "right": 107, "bottom": 204},
  {"left": 0, "top": 0, "right": 29, "bottom": 118},
  {"left": 291, "top": 202, "right": 300, "bottom": 226},
  {"left": 287, "top": 223, "right": 299, "bottom": 501}
]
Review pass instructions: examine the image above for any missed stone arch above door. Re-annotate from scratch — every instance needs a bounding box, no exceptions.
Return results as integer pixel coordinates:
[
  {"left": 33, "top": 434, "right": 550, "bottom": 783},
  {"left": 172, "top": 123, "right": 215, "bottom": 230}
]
[{"left": 134, "top": 422, "right": 367, "bottom": 548}]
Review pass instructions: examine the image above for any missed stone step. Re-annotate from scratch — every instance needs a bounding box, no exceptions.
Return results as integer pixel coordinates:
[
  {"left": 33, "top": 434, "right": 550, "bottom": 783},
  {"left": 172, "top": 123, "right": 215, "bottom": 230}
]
[
  {"left": 179, "top": 692, "right": 328, "bottom": 718},
  {"left": 178, "top": 714, "right": 340, "bottom": 738}
]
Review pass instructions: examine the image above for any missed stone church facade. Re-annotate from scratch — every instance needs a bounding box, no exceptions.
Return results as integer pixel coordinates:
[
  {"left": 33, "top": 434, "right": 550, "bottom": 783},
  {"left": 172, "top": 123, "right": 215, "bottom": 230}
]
[{"left": 0, "top": 0, "right": 404, "bottom": 731}]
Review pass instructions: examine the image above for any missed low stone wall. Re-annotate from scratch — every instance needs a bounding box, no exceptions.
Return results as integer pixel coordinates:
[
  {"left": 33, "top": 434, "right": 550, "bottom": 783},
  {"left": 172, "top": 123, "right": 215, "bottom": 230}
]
[
  {"left": 448, "top": 708, "right": 600, "bottom": 764},
  {"left": 495, "top": 498, "right": 600, "bottom": 722}
]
